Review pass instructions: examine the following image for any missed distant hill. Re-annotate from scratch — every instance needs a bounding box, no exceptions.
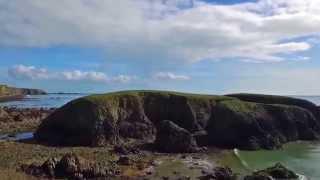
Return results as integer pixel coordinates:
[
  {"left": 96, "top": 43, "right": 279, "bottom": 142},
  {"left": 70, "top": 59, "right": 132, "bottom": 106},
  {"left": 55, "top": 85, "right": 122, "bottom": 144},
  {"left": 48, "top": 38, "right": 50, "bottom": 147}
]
[{"left": 0, "top": 85, "right": 47, "bottom": 97}]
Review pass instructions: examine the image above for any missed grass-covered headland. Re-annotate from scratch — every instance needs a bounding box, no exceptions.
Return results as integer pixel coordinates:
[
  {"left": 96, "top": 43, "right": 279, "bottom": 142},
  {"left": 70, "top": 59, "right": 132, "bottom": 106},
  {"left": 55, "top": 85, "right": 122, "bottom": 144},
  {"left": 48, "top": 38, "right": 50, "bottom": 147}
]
[{"left": 0, "top": 90, "right": 319, "bottom": 179}]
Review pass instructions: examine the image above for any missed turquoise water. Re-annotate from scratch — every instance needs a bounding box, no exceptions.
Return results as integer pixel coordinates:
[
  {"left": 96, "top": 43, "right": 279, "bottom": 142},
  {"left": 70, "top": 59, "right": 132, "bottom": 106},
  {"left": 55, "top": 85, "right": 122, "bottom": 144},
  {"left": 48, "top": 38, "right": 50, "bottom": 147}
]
[
  {"left": 220, "top": 141, "right": 320, "bottom": 179},
  {"left": 0, "top": 94, "right": 86, "bottom": 108}
]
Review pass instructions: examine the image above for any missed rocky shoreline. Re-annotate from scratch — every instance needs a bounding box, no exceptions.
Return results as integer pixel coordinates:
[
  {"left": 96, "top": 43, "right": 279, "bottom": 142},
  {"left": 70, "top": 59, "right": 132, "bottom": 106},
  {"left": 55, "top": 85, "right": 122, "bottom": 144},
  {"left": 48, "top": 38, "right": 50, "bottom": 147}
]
[{"left": 0, "top": 106, "right": 55, "bottom": 134}]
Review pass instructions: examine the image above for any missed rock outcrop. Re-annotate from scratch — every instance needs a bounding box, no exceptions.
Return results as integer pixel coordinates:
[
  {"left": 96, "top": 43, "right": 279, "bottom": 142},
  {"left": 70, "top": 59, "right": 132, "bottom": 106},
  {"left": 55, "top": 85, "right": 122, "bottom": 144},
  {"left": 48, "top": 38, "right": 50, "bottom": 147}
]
[
  {"left": 228, "top": 93, "right": 320, "bottom": 121},
  {"left": 244, "top": 163, "right": 299, "bottom": 180},
  {"left": 21, "top": 154, "right": 110, "bottom": 179},
  {"left": 34, "top": 91, "right": 320, "bottom": 150},
  {"left": 0, "top": 107, "right": 55, "bottom": 134},
  {"left": 198, "top": 167, "right": 237, "bottom": 180},
  {"left": 155, "top": 120, "right": 199, "bottom": 153}
]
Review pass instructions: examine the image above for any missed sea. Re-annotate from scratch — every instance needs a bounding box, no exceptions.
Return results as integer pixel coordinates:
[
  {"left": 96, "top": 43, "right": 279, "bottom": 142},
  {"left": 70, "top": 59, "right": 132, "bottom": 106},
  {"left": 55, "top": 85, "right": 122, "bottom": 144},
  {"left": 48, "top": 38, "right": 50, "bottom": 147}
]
[
  {"left": 0, "top": 94, "right": 319, "bottom": 179},
  {"left": 0, "top": 93, "right": 87, "bottom": 109}
]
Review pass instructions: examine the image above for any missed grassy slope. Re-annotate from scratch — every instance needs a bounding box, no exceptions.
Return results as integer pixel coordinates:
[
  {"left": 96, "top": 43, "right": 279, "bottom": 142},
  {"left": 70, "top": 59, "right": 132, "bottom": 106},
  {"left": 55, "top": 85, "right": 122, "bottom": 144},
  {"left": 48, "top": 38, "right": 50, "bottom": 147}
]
[
  {"left": 82, "top": 90, "right": 236, "bottom": 107},
  {"left": 0, "top": 85, "right": 8, "bottom": 96}
]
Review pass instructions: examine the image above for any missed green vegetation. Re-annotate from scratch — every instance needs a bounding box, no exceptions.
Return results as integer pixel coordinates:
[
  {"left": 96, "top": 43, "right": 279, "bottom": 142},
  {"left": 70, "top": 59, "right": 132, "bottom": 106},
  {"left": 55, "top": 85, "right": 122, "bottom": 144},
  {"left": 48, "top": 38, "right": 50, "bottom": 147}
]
[
  {"left": 83, "top": 90, "right": 235, "bottom": 105},
  {"left": 0, "top": 85, "right": 8, "bottom": 96},
  {"left": 218, "top": 99, "right": 259, "bottom": 114},
  {"left": 0, "top": 84, "right": 46, "bottom": 98}
]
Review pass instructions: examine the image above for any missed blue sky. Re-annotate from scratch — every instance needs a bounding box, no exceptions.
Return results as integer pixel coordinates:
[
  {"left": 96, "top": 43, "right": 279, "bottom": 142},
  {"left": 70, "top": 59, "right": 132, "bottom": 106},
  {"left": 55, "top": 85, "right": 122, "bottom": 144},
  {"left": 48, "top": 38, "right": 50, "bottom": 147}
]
[{"left": 0, "top": 0, "right": 320, "bottom": 95}]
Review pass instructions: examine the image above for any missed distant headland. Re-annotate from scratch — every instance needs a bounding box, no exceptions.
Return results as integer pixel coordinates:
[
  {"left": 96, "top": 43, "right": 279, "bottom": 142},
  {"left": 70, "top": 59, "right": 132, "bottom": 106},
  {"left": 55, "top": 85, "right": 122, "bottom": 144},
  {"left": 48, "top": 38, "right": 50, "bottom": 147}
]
[{"left": 0, "top": 84, "right": 47, "bottom": 102}]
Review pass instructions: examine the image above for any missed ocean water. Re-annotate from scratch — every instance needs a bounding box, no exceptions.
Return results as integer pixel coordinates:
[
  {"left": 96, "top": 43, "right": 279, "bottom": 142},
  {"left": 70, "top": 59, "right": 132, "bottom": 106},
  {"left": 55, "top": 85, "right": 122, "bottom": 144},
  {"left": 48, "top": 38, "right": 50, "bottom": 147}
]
[
  {"left": 0, "top": 94, "right": 86, "bottom": 108},
  {"left": 221, "top": 142, "right": 320, "bottom": 179}
]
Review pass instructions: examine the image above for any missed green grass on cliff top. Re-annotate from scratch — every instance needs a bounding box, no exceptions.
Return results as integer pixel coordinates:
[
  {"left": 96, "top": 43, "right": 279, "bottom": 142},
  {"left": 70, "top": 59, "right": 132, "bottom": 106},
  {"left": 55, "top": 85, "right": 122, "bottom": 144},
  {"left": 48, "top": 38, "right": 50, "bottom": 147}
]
[
  {"left": 82, "top": 90, "right": 236, "bottom": 103},
  {"left": 0, "top": 85, "right": 8, "bottom": 95}
]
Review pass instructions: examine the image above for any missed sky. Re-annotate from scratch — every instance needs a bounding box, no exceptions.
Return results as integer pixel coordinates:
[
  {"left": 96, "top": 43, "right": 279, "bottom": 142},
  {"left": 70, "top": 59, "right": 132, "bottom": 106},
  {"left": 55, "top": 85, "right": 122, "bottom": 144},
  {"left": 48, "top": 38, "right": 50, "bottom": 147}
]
[{"left": 0, "top": 0, "right": 319, "bottom": 95}]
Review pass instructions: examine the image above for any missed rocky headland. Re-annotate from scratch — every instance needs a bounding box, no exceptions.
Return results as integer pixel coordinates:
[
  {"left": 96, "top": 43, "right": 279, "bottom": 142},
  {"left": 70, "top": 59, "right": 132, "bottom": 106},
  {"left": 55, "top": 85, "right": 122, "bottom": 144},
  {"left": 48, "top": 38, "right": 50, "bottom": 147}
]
[
  {"left": 35, "top": 90, "right": 320, "bottom": 151},
  {"left": 0, "top": 90, "right": 316, "bottom": 179},
  {"left": 0, "top": 84, "right": 47, "bottom": 102}
]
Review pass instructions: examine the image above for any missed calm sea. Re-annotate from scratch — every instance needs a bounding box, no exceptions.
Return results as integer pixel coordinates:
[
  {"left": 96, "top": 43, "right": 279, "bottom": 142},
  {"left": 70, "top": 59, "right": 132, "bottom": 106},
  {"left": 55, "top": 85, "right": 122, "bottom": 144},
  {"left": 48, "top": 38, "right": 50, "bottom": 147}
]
[{"left": 0, "top": 94, "right": 87, "bottom": 108}]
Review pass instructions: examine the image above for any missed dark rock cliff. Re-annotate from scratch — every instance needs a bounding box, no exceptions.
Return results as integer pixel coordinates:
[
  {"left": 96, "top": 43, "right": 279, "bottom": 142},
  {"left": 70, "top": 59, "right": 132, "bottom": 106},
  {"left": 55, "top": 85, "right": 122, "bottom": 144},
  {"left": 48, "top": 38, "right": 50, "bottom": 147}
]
[{"left": 34, "top": 91, "right": 320, "bottom": 151}]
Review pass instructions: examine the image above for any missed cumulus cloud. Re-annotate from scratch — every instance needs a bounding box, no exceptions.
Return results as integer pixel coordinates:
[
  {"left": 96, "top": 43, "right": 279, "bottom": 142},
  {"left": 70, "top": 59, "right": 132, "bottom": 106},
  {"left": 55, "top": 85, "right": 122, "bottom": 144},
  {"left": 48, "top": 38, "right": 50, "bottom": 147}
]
[
  {"left": 0, "top": 0, "right": 319, "bottom": 63},
  {"left": 61, "top": 70, "right": 108, "bottom": 82},
  {"left": 8, "top": 65, "right": 50, "bottom": 80},
  {"left": 154, "top": 72, "right": 190, "bottom": 81},
  {"left": 8, "top": 65, "right": 135, "bottom": 83}
]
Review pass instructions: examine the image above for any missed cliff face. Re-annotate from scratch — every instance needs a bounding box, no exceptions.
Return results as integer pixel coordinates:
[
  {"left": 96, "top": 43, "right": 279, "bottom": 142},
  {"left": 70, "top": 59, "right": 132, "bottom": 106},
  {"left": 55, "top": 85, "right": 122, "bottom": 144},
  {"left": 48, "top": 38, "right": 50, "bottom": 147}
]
[
  {"left": 34, "top": 91, "right": 320, "bottom": 151},
  {"left": 0, "top": 85, "right": 47, "bottom": 96}
]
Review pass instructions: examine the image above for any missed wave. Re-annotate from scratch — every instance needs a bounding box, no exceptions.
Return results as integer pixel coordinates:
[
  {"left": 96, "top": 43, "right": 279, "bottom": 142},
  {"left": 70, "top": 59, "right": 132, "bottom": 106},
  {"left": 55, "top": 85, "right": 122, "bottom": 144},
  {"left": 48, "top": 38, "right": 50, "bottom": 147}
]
[{"left": 233, "top": 148, "right": 252, "bottom": 172}]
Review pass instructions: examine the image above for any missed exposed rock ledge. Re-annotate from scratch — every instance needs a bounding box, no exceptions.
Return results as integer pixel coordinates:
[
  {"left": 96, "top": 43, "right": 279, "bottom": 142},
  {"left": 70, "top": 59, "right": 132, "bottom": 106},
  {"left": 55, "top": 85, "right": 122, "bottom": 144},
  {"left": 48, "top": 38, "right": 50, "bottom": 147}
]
[{"left": 35, "top": 91, "right": 320, "bottom": 151}]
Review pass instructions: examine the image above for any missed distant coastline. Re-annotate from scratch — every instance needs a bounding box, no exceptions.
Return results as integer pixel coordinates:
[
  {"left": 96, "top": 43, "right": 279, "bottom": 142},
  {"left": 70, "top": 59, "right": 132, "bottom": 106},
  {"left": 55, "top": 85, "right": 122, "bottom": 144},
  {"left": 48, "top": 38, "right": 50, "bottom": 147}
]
[{"left": 48, "top": 92, "right": 89, "bottom": 95}]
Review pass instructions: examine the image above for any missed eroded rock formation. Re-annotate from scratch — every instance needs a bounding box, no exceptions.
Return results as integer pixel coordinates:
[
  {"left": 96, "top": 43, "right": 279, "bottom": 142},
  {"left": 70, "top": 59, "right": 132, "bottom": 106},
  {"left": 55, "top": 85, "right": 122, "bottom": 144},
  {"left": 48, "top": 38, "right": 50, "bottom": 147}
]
[{"left": 34, "top": 91, "right": 320, "bottom": 151}]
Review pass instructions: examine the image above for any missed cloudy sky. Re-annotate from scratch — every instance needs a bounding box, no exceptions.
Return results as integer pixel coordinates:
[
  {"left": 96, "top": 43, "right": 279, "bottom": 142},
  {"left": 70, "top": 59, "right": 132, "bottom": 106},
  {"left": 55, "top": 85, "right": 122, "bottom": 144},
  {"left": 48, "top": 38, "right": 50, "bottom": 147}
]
[{"left": 0, "top": 0, "right": 319, "bottom": 95}]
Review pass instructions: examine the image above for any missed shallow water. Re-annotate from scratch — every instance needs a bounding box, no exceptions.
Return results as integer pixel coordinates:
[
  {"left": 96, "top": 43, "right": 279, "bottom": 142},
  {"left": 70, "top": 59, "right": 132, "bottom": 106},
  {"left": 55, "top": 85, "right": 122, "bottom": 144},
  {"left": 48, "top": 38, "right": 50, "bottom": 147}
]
[
  {"left": 0, "top": 94, "right": 86, "bottom": 108},
  {"left": 0, "top": 132, "right": 33, "bottom": 141},
  {"left": 151, "top": 155, "right": 216, "bottom": 179},
  {"left": 220, "top": 141, "right": 320, "bottom": 179}
]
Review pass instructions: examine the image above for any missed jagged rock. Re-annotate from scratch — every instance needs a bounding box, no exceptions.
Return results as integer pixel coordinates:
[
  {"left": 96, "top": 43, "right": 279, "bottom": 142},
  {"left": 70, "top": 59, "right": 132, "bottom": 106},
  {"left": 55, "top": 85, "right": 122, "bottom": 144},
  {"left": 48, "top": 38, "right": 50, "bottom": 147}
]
[
  {"left": 244, "top": 163, "right": 299, "bottom": 180},
  {"left": 34, "top": 91, "right": 320, "bottom": 151},
  {"left": 198, "top": 167, "right": 237, "bottom": 180},
  {"left": 21, "top": 154, "right": 109, "bottom": 179},
  {"left": 41, "top": 157, "right": 59, "bottom": 177},
  {"left": 117, "top": 156, "right": 132, "bottom": 166},
  {"left": 155, "top": 120, "right": 199, "bottom": 153},
  {"left": 113, "top": 145, "right": 140, "bottom": 155}
]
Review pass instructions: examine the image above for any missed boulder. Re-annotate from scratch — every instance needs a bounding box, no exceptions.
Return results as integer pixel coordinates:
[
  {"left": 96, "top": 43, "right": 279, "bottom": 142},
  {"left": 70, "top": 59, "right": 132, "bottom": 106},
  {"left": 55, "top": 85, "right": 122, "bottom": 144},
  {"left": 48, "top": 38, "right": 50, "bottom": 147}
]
[
  {"left": 0, "top": 108, "right": 8, "bottom": 119},
  {"left": 155, "top": 120, "right": 199, "bottom": 153},
  {"left": 34, "top": 91, "right": 320, "bottom": 151},
  {"left": 244, "top": 163, "right": 299, "bottom": 180},
  {"left": 117, "top": 156, "right": 133, "bottom": 166},
  {"left": 198, "top": 167, "right": 237, "bottom": 180}
]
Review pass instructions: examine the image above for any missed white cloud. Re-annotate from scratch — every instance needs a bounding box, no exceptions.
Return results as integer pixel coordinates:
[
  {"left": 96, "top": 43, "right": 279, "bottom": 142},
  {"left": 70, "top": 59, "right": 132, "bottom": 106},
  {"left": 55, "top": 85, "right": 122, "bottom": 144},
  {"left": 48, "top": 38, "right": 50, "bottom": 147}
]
[
  {"left": 8, "top": 65, "right": 50, "bottom": 80},
  {"left": 61, "top": 70, "right": 107, "bottom": 82},
  {"left": 111, "top": 75, "right": 137, "bottom": 83},
  {"left": 8, "top": 65, "right": 135, "bottom": 83},
  {"left": 154, "top": 72, "right": 190, "bottom": 81},
  {"left": 0, "top": 0, "right": 319, "bottom": 63}
]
